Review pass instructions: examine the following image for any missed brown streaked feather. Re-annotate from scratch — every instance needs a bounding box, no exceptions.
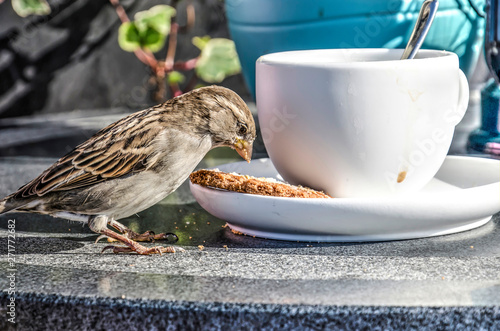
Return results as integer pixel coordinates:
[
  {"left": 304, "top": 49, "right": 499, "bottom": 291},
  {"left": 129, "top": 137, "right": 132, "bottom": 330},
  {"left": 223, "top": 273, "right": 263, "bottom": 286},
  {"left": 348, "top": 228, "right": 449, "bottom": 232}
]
[
  {"left": 5, "top": 85, "right": 254, "bottom": 202},
  {"left": 11, "top": 109, "right": 166, "bottom": 200},
  {"left": 59, "top": 172, "right": 97, "bottom": 190},
  {"left": 0, "top": 86, "right": 257, "bottom": 221}
]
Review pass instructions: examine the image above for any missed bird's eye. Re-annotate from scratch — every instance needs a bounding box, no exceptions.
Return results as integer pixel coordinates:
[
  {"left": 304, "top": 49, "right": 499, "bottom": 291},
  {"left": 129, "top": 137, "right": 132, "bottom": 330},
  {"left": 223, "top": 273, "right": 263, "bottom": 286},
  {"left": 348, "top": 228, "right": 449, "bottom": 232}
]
[{"left": 238, "top": 123, "right": 248, "bottom": 135}]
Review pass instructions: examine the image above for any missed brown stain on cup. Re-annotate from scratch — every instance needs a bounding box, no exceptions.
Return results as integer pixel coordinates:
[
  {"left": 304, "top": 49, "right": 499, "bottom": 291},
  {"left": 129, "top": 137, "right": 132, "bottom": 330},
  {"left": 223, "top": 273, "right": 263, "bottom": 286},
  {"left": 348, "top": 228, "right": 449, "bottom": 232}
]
[{"left": 397, "top": 171, "right": 407, "bottom": 183}]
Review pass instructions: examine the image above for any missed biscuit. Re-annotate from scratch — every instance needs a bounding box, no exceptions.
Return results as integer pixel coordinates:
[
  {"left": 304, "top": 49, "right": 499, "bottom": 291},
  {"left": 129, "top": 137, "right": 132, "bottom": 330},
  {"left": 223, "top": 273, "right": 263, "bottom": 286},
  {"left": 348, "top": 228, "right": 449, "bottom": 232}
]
[{"left": 189, "top": 169, "right": 332, "bottom": 198}]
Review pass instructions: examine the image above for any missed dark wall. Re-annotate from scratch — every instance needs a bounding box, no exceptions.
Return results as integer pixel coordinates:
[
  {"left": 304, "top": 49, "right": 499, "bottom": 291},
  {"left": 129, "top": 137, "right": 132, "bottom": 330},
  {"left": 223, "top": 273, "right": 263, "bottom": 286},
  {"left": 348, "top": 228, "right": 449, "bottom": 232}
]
[{"left": 0, "top": 0, "right": 249, "bottom": 118}]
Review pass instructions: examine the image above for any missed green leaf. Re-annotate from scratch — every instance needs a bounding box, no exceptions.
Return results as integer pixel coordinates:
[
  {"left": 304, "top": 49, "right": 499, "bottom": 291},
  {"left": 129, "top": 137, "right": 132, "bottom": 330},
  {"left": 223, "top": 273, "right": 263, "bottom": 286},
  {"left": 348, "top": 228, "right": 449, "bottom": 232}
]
[
  {"left": 134, "top": 5, "right": 176, "bottom": 35},
  {"left": 117, "top": 21, "right": 169, "bottom": 53},
  {"left": 118, "top": 22, "right": 141, "bottom": 52},
  {"left": 12, "top": 0, "right": 51, "bottom": 17},
  {"left": 118, "top": 5, "right": 176, "bottom": 53},
  {"left": 141, "top": 27, "right": 164, "bottom": 52},
  {"left": 195, "top": 38, "right": 241, "bottom": 83},
  {"left": 192, "top": 36, "right": 211, "bottom": 51},
  {"left": 167, "top": 71, "right": 186, "bottom": 85},
  {"left": 118, "top": 23, "right": 165, "bottom": 53}
]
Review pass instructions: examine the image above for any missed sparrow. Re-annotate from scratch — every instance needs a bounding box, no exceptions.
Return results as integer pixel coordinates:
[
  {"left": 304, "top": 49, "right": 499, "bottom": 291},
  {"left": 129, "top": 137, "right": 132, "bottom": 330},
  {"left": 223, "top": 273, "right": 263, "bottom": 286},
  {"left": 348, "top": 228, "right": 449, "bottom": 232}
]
[{"left": 0, "top": 86, "right": 256, "bottom": 255}]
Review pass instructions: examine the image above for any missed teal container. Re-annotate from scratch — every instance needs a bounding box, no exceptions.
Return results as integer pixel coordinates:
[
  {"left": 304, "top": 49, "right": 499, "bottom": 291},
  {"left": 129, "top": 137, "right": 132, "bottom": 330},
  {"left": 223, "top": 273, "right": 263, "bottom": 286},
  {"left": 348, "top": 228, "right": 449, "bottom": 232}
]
[
  {"left": 226, "top": 0, "right": 486, "bottom": 98},
  {"left": 469, "top": 79, "right": 500, "bottom": 153}
]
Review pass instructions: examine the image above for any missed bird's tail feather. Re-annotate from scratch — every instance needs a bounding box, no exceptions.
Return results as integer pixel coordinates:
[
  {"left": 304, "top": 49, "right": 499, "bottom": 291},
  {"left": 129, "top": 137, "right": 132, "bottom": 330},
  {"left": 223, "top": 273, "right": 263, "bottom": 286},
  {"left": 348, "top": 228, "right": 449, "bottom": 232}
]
[
  {"left": 0, "top": 197, "right": 28, "bottom": 214},
  {"left": 0, "top": 199, "right": 7, "bottom": 214}
]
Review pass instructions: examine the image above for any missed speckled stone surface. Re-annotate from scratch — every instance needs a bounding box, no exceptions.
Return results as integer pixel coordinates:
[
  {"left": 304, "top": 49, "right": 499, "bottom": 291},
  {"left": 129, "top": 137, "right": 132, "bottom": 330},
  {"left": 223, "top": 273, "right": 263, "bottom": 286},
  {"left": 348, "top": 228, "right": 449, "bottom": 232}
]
[
  {"left": 0, "top": 157, "right": 499, "bottom": 330},
  {"left": 1, "top": 293, "right": 499, "bottom": 331}
]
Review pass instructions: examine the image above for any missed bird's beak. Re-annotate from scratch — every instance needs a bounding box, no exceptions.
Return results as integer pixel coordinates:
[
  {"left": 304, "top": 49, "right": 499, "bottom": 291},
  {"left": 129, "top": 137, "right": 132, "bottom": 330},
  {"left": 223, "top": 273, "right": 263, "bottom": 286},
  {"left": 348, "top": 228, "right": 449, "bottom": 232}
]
[{"left": 233, "top": 139, "right": 253, "bottom": 162}]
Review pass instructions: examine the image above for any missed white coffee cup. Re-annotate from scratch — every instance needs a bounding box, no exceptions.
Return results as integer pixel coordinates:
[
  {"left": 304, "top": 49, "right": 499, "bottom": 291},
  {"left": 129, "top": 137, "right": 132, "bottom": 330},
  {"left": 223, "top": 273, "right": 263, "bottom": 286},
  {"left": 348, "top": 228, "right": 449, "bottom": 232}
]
[{"left": 256, "top": 49, "right": 469, "bottom": 197}]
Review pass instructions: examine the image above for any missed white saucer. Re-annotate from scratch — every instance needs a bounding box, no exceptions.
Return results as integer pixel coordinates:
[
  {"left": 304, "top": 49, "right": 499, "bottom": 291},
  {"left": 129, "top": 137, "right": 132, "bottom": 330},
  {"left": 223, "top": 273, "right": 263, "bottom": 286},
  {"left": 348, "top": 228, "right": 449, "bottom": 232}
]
[{"left": 189, "top": 156, "right": 500, "bottom": 242}]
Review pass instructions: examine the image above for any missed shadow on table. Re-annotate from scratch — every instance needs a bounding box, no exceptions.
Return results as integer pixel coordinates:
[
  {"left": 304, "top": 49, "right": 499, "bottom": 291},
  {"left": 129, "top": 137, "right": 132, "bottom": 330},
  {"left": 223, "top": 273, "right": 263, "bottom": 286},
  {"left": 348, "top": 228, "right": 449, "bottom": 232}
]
[
  {"left": 0, "top": 236, "right": 85, "bottom": 254},
  {"left": 1, "top": 198, "right": 498, "bottom": 258}
]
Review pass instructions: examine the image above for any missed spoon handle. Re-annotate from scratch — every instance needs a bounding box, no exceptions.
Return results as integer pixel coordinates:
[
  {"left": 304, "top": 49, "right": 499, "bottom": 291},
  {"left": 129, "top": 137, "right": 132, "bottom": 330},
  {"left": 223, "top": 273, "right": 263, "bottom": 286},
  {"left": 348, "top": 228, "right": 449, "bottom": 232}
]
[{"left": 400, "top": 0, "right": 439, "bottom": 60}]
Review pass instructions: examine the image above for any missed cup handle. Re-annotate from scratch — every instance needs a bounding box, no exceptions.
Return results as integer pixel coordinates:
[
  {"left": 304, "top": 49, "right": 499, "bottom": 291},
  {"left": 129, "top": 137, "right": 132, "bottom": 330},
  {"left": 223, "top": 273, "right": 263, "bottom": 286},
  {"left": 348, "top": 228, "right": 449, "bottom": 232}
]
[{"left": 451, "top": 69, "right": 469, "bottom": 126}]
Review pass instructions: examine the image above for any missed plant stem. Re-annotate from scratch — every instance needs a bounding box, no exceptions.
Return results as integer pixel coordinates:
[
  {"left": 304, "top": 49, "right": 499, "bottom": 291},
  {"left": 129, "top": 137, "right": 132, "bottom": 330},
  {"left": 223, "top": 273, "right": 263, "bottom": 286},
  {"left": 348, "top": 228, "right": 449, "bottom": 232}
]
[
  {"left": 109, "top": 0, "right": 201, "bottom": 100},
  {"left": 109, "top": 0, "right": 159, "bottom": 70},
  {"left": 173, "top": 58, "right": 199, "bottom": 71},
  {"left": 169, "top": 82, "right": 183, "bottom": 97},
  {"left": 155, "top": 74, "right": 166, "bottom": 101},
  {"left": 109, "top": 0, "right": 129, "bottom": 23},
  {"left": 164, "top": 23, "right": 178, "bottom": 71},
  {"left": 185, "top": 72, "right": 199, "bottom": 92},
  {"left": 186, "top": 2, "right": 195, "bottom": 28},
  {"left": 134, "top": 50, "right": 158, "bottom": 68},
  {"left": 179, "top": 2, "right": 195, "bottom": 33}
]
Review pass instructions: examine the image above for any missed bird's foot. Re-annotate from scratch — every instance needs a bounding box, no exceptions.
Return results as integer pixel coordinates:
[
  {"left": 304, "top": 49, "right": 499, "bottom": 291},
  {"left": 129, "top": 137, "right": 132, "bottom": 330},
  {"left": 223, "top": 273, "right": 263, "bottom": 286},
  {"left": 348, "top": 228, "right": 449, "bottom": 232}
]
[
  {"left": 124, "top": 230, "right": 179, "bottom": 242},
  {"left": 101, "top": 244, "right": 182, "bottom": 255},
  {"left": 97, "top": 228, "right": 183, "bottom": 255},
  {"left": 103, "top": 219, "right": 179, "bottom": 243},
  {"left": 96, "top": 230, "right": 178, "bottom": 243}
]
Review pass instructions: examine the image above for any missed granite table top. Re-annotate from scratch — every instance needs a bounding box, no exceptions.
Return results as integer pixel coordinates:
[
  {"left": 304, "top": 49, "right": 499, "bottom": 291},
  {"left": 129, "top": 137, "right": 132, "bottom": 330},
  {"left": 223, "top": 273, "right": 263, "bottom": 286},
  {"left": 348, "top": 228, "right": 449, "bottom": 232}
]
[{"left": 0, "top": 155, "right": 499, "bottom": 330}]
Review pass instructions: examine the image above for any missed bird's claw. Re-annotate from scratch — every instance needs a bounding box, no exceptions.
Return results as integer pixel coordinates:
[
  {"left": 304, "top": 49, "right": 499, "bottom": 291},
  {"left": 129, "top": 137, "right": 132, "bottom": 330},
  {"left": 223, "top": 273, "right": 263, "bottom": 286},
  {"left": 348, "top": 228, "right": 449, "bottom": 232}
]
[
  {"left": 128, "top": 230, "right": 179, "bottom": 243},
  {"left": 125, "top": 229, "right": 156, "bottom": 242},
  {"left": 101, "top": 245, "right": 132, "bottom": 254},
  {"left": 95, "top": 235, "right": 109, "bottom": 244},
  {"left": 153, "top": 232, "right": 179, "bottom": 242}
]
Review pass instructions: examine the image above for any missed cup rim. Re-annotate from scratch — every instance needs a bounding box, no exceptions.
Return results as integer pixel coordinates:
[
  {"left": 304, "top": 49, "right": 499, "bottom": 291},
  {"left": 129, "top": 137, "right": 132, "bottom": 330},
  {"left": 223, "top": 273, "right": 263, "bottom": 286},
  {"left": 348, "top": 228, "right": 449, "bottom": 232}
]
[{"left": 257, "top": 48, "right": 457, "bottom": 68}]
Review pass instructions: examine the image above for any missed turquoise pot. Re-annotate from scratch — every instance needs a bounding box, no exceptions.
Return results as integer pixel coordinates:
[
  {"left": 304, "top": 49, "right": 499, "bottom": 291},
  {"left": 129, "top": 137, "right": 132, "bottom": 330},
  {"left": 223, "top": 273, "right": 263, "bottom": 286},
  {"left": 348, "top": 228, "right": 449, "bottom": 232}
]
[{"left": 226, "top": 0, "right": 486, "bottom": 98}]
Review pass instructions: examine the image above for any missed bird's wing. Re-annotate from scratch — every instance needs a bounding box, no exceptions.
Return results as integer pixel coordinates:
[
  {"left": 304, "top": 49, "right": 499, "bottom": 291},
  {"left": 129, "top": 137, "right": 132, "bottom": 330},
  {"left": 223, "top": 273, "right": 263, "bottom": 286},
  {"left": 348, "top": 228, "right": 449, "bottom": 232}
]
[{"left": 12, "top": 110, "right": 165, "bottom": 199}]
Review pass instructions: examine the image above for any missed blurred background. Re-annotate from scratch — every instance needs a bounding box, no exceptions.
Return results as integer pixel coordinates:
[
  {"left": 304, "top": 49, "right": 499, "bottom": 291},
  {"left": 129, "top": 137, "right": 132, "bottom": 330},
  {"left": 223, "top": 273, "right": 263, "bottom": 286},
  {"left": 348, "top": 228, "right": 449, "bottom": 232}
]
[
  {"left": 0, "top": 0, "right": 255, "bottom": 158},
  {"left": 0, "top": 0, "right": 250, "bottom": 118}
]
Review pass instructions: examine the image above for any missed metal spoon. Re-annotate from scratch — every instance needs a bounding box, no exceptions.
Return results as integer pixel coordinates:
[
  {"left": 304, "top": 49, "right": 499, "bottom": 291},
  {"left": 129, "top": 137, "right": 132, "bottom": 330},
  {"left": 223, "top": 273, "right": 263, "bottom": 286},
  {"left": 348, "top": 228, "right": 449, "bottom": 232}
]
[{"left": 400, "top": 0, "right": 439, "bottom": 60}]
